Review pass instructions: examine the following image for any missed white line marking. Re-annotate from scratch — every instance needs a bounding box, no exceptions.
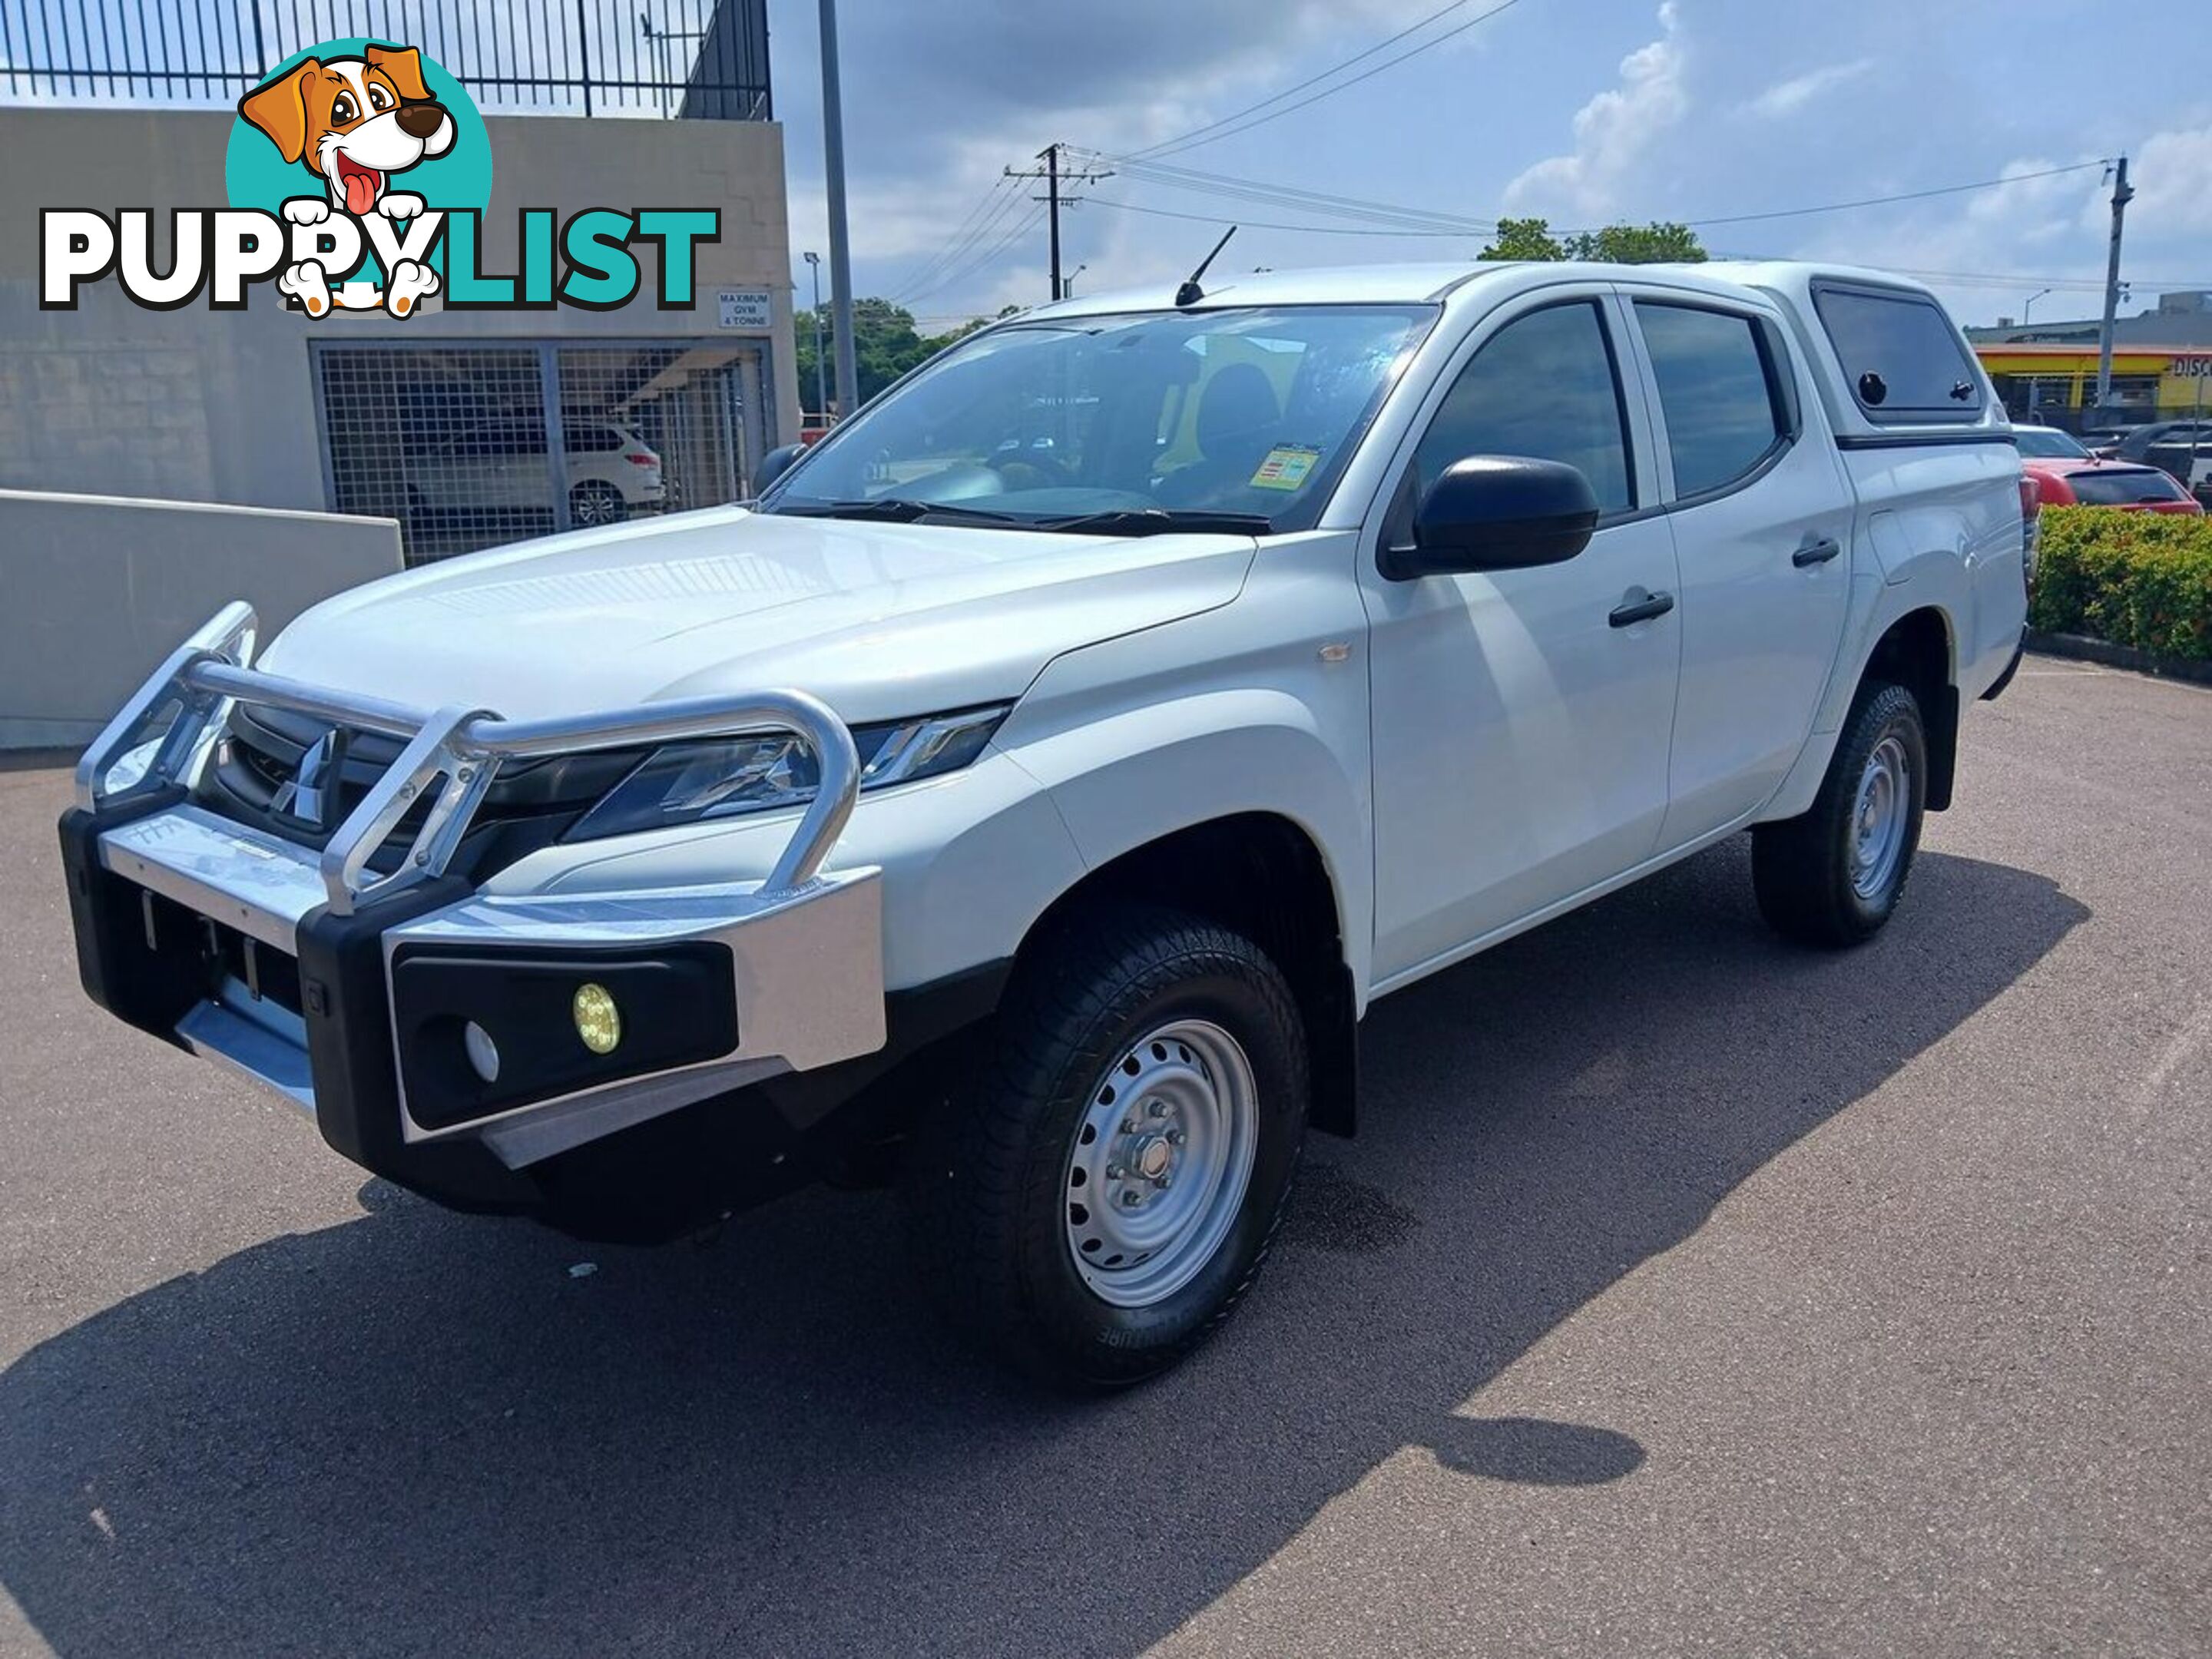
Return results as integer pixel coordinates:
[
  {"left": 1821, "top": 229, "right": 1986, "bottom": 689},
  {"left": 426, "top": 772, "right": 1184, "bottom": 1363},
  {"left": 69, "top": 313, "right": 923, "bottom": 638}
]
[{"left": 2137, "top": 1000, "right": 2212, "bottom": 1106}]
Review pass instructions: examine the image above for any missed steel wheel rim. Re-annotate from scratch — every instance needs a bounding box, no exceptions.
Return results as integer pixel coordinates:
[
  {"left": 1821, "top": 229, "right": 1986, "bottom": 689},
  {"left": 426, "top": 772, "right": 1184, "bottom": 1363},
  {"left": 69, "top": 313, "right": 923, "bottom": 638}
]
[
  {"left": 1062, "top": 1018, "right": 1260, "bottom": 1309},
  {"left": 1849, "top": 733, "right": 1909, "bottom": 900}
]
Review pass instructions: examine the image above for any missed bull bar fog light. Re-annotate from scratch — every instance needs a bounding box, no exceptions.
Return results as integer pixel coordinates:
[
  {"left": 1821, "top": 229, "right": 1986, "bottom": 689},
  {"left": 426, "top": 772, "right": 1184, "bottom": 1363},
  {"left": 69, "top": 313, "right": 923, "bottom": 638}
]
[
  {"left": 571, "top": 982, "right": 622, "bottom": 1055},
  {"left": 462, "top": 1021, "right": 502, "bottom": 1082}
]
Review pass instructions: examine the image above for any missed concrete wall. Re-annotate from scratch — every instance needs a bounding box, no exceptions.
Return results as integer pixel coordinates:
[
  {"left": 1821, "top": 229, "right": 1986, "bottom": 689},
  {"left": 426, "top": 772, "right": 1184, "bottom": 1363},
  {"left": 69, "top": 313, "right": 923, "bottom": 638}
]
[
  {"left": 1, "top": 488, "right": 403, "bottom": 750},
  {"left": 0, "top": 108, "right": 800, "bottom": 511}
]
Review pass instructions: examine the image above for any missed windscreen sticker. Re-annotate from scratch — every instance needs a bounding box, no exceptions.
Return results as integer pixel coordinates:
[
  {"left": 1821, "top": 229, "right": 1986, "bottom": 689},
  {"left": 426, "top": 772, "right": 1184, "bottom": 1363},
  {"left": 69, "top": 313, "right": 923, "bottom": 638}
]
[{"left": 1250, "top": 445, "right": 1323, "bottom": 490}]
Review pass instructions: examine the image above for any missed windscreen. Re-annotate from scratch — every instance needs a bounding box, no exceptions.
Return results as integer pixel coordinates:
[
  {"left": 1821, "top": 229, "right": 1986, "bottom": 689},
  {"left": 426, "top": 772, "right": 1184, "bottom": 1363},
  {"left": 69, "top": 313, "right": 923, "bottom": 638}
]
[
  {"left": 2013, "top": 428, "right": 2088, "bottom": 459},
  {"left": 763, "top": 305, "right": 1434, "bottom": 532}
]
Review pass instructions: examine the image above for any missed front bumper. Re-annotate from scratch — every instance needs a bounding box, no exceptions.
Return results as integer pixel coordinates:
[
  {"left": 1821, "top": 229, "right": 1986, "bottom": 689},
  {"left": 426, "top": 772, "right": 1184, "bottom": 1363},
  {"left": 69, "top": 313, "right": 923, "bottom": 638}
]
[{"left": 63, "top": 603, "right": 886, "bottom": 1210}]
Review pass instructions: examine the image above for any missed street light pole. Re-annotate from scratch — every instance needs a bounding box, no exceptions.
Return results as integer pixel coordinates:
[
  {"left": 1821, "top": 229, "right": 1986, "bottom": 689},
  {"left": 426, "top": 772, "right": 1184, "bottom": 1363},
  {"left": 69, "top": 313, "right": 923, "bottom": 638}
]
[
  {"left": 817, "top": 0, "right": 860, "bottom": 417},
  {"left": 2022, "top": 287, "right": 2053, "bottom": 325},
  {"left": 803, "top": 250, "right": 827, "bottom": 422}
]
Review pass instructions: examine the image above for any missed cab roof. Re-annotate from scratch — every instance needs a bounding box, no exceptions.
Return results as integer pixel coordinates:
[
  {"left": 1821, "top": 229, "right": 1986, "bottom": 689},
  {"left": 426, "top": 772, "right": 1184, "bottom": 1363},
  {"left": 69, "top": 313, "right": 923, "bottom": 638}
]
[{"left": 1022, "top": 259, "right": 1945, "bottom": 320}]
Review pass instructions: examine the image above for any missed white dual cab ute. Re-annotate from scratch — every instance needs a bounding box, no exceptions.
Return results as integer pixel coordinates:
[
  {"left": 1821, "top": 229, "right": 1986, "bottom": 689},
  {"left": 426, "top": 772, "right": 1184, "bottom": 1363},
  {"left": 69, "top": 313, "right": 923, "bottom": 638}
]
[{"left": 64, "top": 260, "right": 2029, "bottom": 1385}]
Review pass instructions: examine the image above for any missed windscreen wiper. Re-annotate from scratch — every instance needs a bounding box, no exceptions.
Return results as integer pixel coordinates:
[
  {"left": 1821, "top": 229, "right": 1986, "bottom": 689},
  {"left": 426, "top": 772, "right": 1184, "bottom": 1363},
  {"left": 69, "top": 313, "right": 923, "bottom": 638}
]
[
  {"left": 773, "top": 498, "right": 1037, "bottom": 526},
  {"left": 1037, "top": 508, "right": 1274, "bottom": 536}
]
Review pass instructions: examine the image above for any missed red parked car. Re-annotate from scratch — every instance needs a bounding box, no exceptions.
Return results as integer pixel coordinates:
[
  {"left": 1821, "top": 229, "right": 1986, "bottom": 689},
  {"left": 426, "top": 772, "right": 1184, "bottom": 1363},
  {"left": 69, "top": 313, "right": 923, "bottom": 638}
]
[{"left": 2022, "top": 457, "right": 2205, "bottom": 514}]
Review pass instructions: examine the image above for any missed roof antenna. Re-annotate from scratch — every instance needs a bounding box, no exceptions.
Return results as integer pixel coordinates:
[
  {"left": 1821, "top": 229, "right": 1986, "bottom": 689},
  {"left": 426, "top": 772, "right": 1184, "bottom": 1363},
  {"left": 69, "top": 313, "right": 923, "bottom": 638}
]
[{"left": 1175, "top": 227, "right": 1238, "bottom": 308}]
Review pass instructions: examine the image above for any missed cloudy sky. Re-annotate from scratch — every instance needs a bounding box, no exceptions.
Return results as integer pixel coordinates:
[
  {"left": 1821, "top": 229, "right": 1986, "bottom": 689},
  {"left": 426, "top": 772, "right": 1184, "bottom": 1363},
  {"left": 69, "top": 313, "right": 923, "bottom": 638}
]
[{"left": 767, "top": 0, "right": 2212, "bottom": 331}]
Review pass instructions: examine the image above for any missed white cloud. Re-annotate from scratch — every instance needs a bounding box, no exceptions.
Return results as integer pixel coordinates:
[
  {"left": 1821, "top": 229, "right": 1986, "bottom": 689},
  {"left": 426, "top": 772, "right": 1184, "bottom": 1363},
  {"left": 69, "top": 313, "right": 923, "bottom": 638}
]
[
  {"left": 1780, "top": 151, "right": 2118, "bottom": 326},
  {"left": 1954, "top": 156, "right": 2108, "bottom": 247},
  {"left": 1745, "top": 57, "right": 1873, "bottom": 119},
  {"left": 1502, "top": 2, "right": 1687, "bottom": 219},
  {"left": 2123, "top": 121, "right": 2212, "bottom": 238}
]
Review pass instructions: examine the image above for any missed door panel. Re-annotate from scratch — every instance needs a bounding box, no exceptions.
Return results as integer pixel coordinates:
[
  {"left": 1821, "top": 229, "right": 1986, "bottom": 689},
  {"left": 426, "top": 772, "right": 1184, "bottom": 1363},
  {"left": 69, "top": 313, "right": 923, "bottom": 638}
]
[
  {"left": 1624, "top": 300, "right": 1853, "bottom": 846},
  {"left": 1364, "top": 293, "right": 1681, "bottom": 983},
  {"left": 1366, "top": 524, "right": 1682, "bottom": 979}
]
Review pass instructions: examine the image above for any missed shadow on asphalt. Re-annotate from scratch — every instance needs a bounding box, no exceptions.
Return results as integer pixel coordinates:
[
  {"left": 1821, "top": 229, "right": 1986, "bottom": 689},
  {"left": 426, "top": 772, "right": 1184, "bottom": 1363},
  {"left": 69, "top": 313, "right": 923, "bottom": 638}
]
[{"left": 0, "top": 840, "right": 2086, "bottom": 1657}]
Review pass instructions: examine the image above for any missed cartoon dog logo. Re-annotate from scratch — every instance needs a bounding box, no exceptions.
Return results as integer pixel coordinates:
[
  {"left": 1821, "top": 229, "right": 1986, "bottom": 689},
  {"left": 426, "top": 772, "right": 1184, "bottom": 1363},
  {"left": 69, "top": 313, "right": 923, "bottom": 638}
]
[{"left": 237, "top": 44, "right": 454, "bottom": 318}]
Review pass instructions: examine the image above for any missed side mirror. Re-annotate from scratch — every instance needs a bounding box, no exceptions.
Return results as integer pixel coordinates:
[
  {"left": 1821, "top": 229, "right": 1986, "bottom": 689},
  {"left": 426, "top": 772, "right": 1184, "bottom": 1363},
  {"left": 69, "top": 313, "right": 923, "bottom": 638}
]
[
  {"left": 1382, "top": 455, "right": 1601, "bottom": 580},
  {"left": 753, "top": 442, "right": 806, "bottom": 496}
]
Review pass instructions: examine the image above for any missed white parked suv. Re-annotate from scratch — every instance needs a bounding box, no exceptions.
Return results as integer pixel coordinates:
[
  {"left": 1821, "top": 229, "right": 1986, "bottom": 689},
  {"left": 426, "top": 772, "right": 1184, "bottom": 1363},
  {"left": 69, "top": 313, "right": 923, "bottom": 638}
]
[
  {"left": 408, "top": 417, "right": 665, "bottom": 529},
  {"left": 62, "top": 260, "right": 2028, "bottom": 1385}
]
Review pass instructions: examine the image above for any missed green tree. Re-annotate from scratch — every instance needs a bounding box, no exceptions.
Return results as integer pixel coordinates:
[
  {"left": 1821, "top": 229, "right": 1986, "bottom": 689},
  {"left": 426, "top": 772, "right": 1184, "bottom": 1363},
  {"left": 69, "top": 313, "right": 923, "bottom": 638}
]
[
  {"left": 1480, "top": 217, "right": 1707, "bottom": 264},
  {"left": 1566, "top": 221, "right": 1707, "bottom": 263},
  {"left": 1479, "top": 217, "right": 1567, "bottom": 261},
  {"left": 794, "top": 298, "right": 1010, "bottom": 413}
]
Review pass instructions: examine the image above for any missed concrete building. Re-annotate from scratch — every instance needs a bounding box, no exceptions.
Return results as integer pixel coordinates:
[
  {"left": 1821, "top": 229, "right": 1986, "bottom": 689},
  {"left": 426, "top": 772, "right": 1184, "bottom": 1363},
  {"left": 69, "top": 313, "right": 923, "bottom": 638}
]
[
  {"left": 0, "top": 0, "right": 799, "bottom": 566},
  {"left": 1969, "top": 292, "right": 2212, "bottom": 431}
]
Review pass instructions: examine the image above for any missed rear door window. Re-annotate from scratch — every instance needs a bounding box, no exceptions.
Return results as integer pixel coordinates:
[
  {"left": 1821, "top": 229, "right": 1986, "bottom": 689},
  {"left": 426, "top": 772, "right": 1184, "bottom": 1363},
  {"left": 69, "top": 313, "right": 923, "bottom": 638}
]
[
  {"left": 1633, "top": 302, "right": 1793, "bottom": 498},
  {"left": 1812, "top": 283, "right": 1983, "bottom": 422},
  {"left": 565, "top": 424, "right": 624, "bottom": 454}
]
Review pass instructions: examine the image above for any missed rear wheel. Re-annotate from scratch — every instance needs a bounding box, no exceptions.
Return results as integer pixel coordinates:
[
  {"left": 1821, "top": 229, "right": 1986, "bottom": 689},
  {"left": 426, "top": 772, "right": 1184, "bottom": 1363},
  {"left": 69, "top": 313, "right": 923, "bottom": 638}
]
[
  {"left": 904, "top": 903, "right": 1306, "bottom": 1387},
  {"left": 568, "top": 479, "right": 627, "bottom": 528},
  {"left": 1753, "top": 680, "right": 1928, "bottom": 947}
]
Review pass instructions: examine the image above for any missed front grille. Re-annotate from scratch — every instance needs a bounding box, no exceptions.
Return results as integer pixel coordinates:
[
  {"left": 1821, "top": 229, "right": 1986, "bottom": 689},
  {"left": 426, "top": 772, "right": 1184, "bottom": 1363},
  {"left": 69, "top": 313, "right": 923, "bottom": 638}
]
[
  {"left": 208, "top": 704, "right": 409, "bottom": 834},
  {"left": 198, "top": 704, "right": 646, "bottom": 881}
]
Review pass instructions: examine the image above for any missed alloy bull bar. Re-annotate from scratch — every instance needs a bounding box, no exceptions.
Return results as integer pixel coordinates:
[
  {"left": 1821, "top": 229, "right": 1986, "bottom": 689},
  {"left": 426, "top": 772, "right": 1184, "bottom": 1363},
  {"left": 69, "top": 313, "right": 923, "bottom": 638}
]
[{"left": 61, "top": 602, "right": 886, "bottom": 1177}]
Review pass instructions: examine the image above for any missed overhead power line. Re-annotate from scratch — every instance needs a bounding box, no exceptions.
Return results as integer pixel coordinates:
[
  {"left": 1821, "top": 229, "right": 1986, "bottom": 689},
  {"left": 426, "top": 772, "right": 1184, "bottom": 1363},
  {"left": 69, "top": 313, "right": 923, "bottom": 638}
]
[
  {"left": 1620, "top": 160, "right": 2112, "bottom": 233},
  {"left": 907, "top": 149, "right": 2132, "bottom": 314},
  {"left": 1128, "top": 0, "right": 1528, "bottom": 161},
  {"left": 892, "top": 177, "right": 1026, "bottom": 297},
  {"left": 902, "top": 204, "right": 1048, "bottom": 307},
  {"left": 892, "top": 177, "right": 1030, "bottom": 302},
  {"left": 1081, "top": 207, "right": 2207, "bottom": 298},
  {"left": 909, "top": 209, "right": 1043, "bottom": 306},
  {"left": 1085, "top": 197, "right": 1482, "bottom": 238},
  {"left": 1867, "top": 265, "right": 2212, "bottom": 293},
  {"left": 1084, "top": 157, "right": 2116, "bottom": 253},
  {"left": 1082, "top": 154, "right": 2107, "bottom": 249},
  {"left": 1082, "top": 151, "right": 1496, "bottom": 234}
]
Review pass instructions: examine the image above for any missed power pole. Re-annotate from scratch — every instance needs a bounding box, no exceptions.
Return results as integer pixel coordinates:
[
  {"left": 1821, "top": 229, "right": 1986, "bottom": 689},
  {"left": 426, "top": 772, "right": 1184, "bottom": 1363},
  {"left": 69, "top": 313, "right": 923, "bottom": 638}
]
[
  {"left": 818, "top": 0, "right": 860, "bottom": 416},
  {"left": 1046, "top": 144, "right": 1061, "bottom": 302},
  {"left": 1006, "top": 144, "right": 1111, "bottom": 302},
  {"left": 2095, "top": 154, "right": 2134, "bottom": 408}
]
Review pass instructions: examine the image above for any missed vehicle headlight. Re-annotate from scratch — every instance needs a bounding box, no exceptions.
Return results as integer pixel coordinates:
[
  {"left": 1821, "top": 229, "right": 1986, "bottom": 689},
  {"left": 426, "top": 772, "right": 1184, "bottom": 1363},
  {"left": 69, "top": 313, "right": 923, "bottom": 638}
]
[{"left": 568, "top": 705, "right": 1009, "bottom": 842}]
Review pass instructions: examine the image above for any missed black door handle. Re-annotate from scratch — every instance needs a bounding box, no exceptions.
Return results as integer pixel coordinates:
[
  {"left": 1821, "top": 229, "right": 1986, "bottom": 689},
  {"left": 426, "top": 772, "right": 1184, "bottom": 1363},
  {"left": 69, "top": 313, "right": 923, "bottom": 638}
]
[
  {"left": 1609, "top": 588, "right": 1675, "bottom": 628},
  {"left": 1793, "top": 536, "right": 1843, "bottom": 568}
]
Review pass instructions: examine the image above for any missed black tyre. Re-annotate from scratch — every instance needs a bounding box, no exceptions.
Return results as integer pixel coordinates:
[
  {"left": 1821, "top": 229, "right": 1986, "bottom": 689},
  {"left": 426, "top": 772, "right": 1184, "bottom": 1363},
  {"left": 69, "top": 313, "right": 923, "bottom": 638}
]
[
  {"left": 1753, "top": 680, "right": 1928, "bottom": 947},
  {"left": 905, "top": 903, "right": 1307, "bottom": 1388}
]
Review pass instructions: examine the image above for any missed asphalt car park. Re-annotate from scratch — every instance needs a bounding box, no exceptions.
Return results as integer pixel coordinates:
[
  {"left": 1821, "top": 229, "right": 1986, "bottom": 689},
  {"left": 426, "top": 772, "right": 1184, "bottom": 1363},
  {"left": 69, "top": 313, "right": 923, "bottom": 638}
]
[{"left": 2, "top": 654, "right": 2207, "bottom": 1658}]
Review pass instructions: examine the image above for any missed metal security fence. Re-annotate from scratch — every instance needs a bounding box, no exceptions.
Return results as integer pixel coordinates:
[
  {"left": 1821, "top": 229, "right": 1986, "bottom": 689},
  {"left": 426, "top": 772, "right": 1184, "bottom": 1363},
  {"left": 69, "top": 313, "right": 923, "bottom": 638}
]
[
  {"left": 313, "top": 340, "right": 768, "bottom": 563},
  {"left": 0, "top": 0, "right": 770, "bottom": 117}
]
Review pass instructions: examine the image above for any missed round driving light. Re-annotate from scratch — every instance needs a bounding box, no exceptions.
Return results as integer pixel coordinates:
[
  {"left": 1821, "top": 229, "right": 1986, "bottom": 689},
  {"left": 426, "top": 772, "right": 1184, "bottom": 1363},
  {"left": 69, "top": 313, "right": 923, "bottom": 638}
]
[
  {"left": 462, "top": 1021, "right": 502, "bottom": 1083},
  {"left": 572, "top": 983, "right": 621, "bottom": 1055}
]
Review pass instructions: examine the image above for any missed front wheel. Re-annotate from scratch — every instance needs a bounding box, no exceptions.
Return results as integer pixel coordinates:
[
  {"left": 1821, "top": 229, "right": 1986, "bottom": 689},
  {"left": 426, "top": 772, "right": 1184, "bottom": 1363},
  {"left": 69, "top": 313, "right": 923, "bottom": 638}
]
[
  {"left": 1753, "top": 680, "right": 1928, "bottom": 947},
  {"left": 904, "top": 904, "right": 1307, "bottom": 1387}
]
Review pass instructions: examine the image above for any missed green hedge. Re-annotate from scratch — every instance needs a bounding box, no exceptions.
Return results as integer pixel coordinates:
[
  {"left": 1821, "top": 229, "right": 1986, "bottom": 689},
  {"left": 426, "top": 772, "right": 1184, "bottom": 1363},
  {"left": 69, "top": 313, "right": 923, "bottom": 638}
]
[{"left": 2031, "top": 507, "right": 2212, "bottom": 661}]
